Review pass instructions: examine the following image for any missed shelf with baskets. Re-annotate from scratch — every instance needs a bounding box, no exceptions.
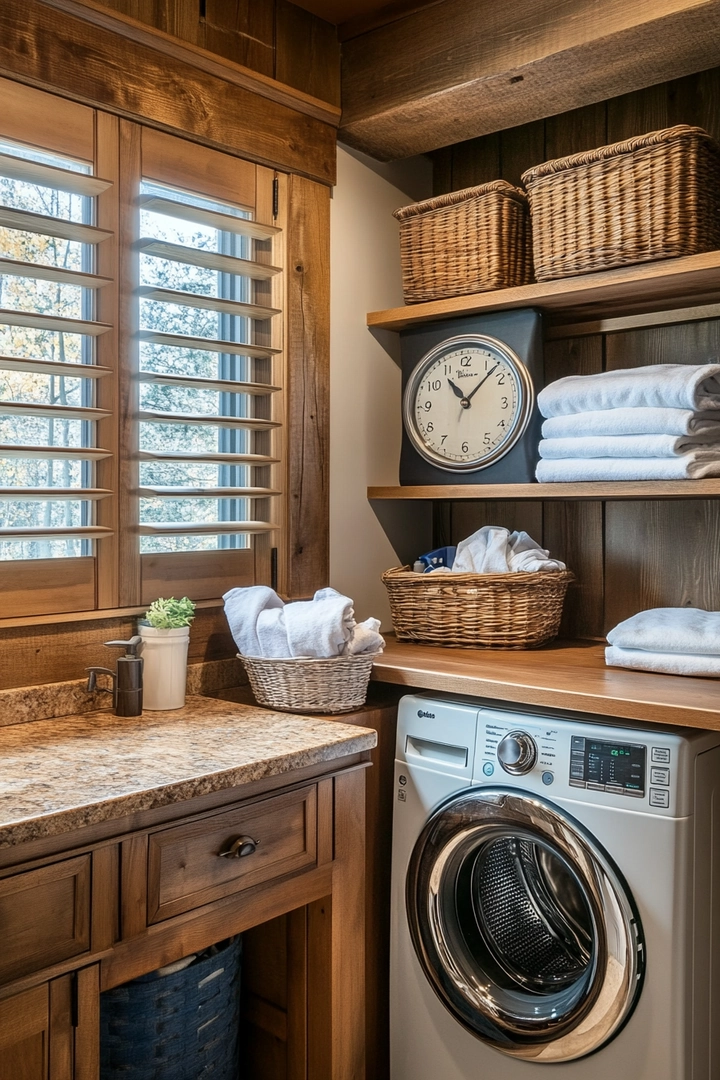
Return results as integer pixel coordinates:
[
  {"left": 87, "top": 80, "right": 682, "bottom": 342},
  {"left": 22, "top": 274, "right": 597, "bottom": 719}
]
[{"left": 367, "top": 249, "right": 720, "bottom": 332}]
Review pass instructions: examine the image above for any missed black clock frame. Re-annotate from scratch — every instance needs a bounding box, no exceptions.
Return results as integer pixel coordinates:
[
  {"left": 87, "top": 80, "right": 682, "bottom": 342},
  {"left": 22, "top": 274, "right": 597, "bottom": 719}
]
[{"left": 399, "top": 308, "right": 544, "bottom": 486}]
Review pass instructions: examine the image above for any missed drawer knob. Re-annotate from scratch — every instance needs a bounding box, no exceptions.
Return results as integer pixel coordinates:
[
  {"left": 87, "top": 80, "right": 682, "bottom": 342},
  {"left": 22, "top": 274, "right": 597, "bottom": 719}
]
[{"left": 218, "top": 835, "right": 260, "bottom": 859}]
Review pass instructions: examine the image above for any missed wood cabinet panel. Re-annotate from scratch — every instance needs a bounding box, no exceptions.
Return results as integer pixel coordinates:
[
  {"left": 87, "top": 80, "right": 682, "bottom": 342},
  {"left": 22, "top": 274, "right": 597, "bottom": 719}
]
[
  {"left": 0, "top": 984, "right": 48, "bottom": 1080},
  {"left": 0, "top": 857, "right": 90, "bottom": 985},
  {"left": 147, "top": 785, "right": 318, "bottom": 923}
]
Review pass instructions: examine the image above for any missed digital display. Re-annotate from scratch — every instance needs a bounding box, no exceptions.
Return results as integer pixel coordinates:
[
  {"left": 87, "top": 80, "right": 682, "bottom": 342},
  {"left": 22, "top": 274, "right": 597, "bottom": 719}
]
[{"left": 570, "top": 736, "right": 646, "bottom": 796}]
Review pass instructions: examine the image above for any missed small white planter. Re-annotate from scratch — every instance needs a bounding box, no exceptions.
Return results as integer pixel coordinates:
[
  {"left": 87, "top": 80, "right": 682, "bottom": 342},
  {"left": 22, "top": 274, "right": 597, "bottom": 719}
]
[{"left": 138, "top": 625, "right": 190, "bottom": 711}]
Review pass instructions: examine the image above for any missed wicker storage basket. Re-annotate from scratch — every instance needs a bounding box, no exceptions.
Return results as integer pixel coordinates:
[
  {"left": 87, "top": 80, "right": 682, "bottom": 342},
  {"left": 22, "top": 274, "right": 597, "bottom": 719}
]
[
  {"left": 100, "top": 937, "right": 241, "bottom": 1080},
  {"left": 393, "top": 181, "right": 533, "bottom": 303},
  {"left": 239, "top": 652, "right": 378, "bottom": 713},
  {"left": 521, "top": 125, "right": 720, "bottom": 282},
  {"left": 382, "top": 566, "right": 573, "bottom": 649}
]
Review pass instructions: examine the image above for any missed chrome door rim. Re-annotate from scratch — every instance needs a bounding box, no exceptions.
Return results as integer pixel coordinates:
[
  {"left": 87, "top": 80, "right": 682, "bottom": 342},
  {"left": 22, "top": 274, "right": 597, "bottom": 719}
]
[{"left": 406, "top": 787, "right": 645, "bottom": 1063}]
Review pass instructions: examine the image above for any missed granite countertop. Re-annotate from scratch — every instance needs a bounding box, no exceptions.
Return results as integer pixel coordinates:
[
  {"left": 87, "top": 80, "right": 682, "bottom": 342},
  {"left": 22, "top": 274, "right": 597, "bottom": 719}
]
[{"left": 0, "top": 696, "right": 377, "bottom": 848}]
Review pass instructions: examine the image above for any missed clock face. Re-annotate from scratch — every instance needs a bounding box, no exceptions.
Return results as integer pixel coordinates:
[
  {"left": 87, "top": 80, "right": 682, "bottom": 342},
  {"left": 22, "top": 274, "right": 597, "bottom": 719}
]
[{"left": 403, "top": 334, "right": 535, "bottom": 472}]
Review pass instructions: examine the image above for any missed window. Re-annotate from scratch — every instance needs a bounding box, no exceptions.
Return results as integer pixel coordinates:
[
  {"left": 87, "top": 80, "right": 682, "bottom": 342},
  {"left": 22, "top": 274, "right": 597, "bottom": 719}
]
[{"left": 0, "top": 83, "right": 284, "bottom": 618}]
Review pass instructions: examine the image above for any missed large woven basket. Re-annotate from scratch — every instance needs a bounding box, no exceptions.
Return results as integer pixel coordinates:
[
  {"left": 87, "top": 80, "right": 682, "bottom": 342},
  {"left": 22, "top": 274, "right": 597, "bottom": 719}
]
[
  {"left": 239, "top": 652, "right": 378, "bottom": 713},
  {"left": 382, "top": 566, "right": 573, "bottom": 649},
  {"left": 521, "top": 125, "right": 720, "bottom": 281},
  {"left": 393, "top": 181, "right": 533, "bottom": 303}
]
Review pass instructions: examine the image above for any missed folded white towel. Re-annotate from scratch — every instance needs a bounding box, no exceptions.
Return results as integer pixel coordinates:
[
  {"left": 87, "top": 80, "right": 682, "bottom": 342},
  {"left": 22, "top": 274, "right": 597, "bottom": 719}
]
[
  {"left": 223, "top": 585, "right": 384, "bottom": 659},
  {"left": 607, "top": 607, "right": 720, "bottom": 655},
  {"left": 449, "top": 525, "right": 566, "bottom": 573},
  {"left": 536, "top": 454, "right": 720, "bottom": 482},
  {"left": 223, "top": 586, "right": 284, "bottom": 657},
  {"left": 605, "top": 644, "right": 720, "bottom": 677},
  {"left": 539, "top": 434, "right": 718, "bottom": 459},
  {"left": 537, "top": 363, "right": 720, "bottom": 418},
  {"left": 541, "top": 408, "right": 720, "bottom": 439}
]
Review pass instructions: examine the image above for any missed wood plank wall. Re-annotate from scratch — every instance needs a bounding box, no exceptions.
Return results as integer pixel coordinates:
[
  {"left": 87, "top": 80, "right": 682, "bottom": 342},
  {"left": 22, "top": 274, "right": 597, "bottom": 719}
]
[
  {"left": 431, "top": 67, "right": 720, "bottom": 641},
  {"left": 91, "top": 0, "right": 340, "bottom": 106}
]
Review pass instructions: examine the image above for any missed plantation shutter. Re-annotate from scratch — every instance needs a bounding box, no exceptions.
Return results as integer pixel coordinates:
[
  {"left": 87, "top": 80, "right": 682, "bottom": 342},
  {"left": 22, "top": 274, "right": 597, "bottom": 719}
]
[
  {"left": 0, "top": 83, "right": 118, "bottom": 617},
  {"left": 125, "top": 128, "right": 284, "bottom": 606}
]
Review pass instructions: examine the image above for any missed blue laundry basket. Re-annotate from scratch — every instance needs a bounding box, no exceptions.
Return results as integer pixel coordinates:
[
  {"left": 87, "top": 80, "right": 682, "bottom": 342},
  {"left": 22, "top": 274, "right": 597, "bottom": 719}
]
[{"left": 100, "top": 936, "right": 242, "bottom": 1080}]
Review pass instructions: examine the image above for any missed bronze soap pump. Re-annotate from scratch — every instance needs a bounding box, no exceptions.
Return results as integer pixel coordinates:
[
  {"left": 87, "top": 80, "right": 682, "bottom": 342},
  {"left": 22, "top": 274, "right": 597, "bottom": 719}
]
[{"left": 87, "top": 636, "right": 143, "bottom": 717}]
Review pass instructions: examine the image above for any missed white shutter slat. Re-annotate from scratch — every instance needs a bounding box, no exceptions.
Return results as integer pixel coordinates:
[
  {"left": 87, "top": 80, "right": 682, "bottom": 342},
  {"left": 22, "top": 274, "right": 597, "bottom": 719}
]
[
  {"left": 137, "top": 239, "right": 280, "bottom": 281},
  {"left": 0, "top": 257, "right": 112, "bottom": 290},
  {"left": 0, "top": 206, "right": 112, "bottom": 245},
  {"left": 139, "top": 371, "right": 279, "bottom": 396},
  {"left": 0, "top": 525, "right": 113, "bottom": 540},
  {"left": 0, "top": 402, "right": 112, "bottom": 422},
  {"left": 0, "top": 309, "right": 112, "bottom": 336},
  {"left": 0, "top": 488, "right": 112, "bottom": 500},
  {"left": 0, "top": 444, "right": 112, "bottom": 460},
  {"left": 138, "top": 195, "right": 279, "bottom": 241},
  {"left": 138, "top": 520, "right": 276, "bottom": 537},
  {"left": 138, "top": 330, "right": 280, "bottom": 359},
  {"left": 138, "top": 486, "right": 279, "bottom": 498},
  {"left": 138, "top": 449, "right": 277, "bottom": 465},
  {"left": 138, "top": 410, "right": 278, "bottom": 430},
  {"left": 137, "top": 286, "right": 279, "bottom": 321},
  {"left": 0, "top": 356, "right": 112, "bottom": 378},
  {"left": 0, "top": 153, "right": 111, "bottom": 196}
]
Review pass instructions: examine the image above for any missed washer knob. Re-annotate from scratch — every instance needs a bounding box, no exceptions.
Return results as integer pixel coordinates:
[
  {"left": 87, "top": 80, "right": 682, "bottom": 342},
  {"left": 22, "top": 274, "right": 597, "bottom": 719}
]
[{"left": 497, "top": 731, "right": 537, "bottom": 775}]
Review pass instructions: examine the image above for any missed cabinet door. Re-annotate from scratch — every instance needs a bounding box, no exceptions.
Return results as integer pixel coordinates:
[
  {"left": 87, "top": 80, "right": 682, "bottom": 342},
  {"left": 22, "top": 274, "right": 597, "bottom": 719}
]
[{"left": 0, "top": 966, "right": 99, "bottom": 1080}]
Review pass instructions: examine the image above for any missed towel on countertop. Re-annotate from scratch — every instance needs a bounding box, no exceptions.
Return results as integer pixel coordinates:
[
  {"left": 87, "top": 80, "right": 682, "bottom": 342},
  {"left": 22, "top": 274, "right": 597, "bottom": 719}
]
[
  {"left": 605, "top": 644, "right": 720, "bottom": 677},
  {"left": 223, "top": 585, "right": 384, "bottom": 659},
  {"left": 539, "top": 434, "right": 720, "bottom": 459},
  {"left": 435, "top": 525, "right": 567, "bottom": 574},
  {"left": 536, "top": 454, "right": 720, "bottom": 482},
  {"left": 541, "top": 407, "right": 720, "bottom": 440},
  {"left": 537, "top": 363, "right": 720, "bottom": 418},
  {"left": 607, "top": 607, "right": 720, "bottom": 655}
]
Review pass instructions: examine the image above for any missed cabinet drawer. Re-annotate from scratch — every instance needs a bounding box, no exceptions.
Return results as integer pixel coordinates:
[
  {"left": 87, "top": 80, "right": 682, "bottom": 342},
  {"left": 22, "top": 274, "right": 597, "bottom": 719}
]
[
  {"left": 147, "top": 785, "right": 318, "bottom": 923},
  {"left": 0, "top": 855, "right": 91, "bottom": 985}
]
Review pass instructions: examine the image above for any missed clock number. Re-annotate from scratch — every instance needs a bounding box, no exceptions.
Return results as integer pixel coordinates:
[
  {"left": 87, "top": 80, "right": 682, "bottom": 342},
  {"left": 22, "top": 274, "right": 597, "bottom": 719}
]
[
  {"left": 497, "top": 372, "right": 505, "bottom": 384},
  {"left": 426, "top": 422, "right": 434, "bottom": 432},
  {"left": 461, "top": 441, "right": 469, "bottom": 454},
  {"left": 498, "top": 419, "right": 506, "bottom": 428},
  {"left": 501, "top": 396, "right": 509, "bottom": 409},
  {"left": 444, "top": 364, "right": 451, "bottom": 374},
  {"left": 483, "top": 432, "right": 491, "bottom": 446},
  {"left": 440, "top": 434, "right": 447, "bottom": 444},
  {"left": 424, "top": 401, "right": 432, "bottom": 411},
  {"left": 431, "top": 379, "right": 441, "bottom": 391},
  {"left": 460, "top": 356, "right": 471, "bottom": 367}
]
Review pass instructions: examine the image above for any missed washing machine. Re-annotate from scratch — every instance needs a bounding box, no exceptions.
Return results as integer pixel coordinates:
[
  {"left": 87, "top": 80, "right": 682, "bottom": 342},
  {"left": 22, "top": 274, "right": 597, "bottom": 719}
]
[{"left": 390, "top": 693, "right": 720, "bottom": 1079}]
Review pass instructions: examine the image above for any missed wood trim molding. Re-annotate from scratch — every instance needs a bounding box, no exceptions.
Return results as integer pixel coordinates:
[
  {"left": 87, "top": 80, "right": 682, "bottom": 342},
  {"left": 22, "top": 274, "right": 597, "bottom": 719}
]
[
  {"left": 340, "top": 0, "right": 720, "bottom": 159},
  {"left": 0, "top": 0, "right": 337, "bottom": 186}
]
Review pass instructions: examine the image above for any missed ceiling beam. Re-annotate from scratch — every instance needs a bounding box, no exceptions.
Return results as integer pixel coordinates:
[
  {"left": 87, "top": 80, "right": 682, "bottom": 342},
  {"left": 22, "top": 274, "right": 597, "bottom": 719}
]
[{"left": 339, "top": 0, "right": 720, "bottom": 160}]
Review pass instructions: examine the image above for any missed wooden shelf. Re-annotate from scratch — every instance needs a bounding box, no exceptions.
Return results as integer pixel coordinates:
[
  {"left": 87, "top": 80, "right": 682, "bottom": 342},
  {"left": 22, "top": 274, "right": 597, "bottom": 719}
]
[
  {"left": 367, "top": 250, "right": 720, "bottom": 331},
  {"left": 371, "top": 637, "right": 720, "bottom": 732},
  {"left": 369, "top": 481, "right": 720, "bottom": 501}
]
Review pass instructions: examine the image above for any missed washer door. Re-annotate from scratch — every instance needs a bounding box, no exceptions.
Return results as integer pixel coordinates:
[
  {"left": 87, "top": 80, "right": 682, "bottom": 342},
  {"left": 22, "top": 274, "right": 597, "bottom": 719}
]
[{"left": 406, "top": 787, "right": 645, "bottom": 1063}]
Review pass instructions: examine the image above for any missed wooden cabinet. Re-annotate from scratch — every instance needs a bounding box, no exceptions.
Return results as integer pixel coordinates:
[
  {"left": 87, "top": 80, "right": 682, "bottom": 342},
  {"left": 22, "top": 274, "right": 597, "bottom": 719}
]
[{"left": 0, "top": 758, "right": 369, "bottom": 1080}]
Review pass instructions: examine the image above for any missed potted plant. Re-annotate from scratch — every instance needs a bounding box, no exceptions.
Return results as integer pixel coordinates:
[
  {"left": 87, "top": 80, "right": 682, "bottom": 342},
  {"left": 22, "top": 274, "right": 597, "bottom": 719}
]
[{"left": 139, "top": 596, "right": 196, "bottom": 711}]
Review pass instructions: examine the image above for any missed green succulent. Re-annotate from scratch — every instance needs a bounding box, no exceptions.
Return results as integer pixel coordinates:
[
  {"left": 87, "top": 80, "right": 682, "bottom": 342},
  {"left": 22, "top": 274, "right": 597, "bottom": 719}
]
[{"left": 143, "top": 596, "right": 196, "bottom": 629}]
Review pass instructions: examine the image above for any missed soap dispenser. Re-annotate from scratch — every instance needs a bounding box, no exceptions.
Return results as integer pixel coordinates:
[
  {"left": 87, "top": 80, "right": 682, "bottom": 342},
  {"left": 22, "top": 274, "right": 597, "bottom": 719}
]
[{"left": 87, "top": 636, "right": 143, "bottom": 717}]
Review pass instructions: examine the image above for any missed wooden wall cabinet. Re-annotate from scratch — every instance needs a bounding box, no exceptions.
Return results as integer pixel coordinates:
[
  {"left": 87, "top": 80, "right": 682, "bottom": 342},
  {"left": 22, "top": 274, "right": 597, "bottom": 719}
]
[{"left": 0, "top": 755, "right": 370, "bottom": 1080}]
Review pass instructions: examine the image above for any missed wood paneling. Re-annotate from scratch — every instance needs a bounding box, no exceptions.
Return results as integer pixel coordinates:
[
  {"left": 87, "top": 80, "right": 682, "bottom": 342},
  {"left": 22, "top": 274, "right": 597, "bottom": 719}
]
[
  {"left": 0, "top": 560, "right": 95, "bottom": 619},
  {"left": 0, "top": 0, "right": 336, "bottom": 185},
  {"left": 276, "top": 0, "right": 341, "bottom": 107},
  {"left": 0, "top": 984, "right": 49, "bottom": 1080},
  {"left": 340, "top": 0, "right": 720, "bottom": 159},
  {"left": 141, "top": 549, "right": 256, "bottom": 605},
  {"left": 284, "top": 175, "right": 330, "bottom": 597}
]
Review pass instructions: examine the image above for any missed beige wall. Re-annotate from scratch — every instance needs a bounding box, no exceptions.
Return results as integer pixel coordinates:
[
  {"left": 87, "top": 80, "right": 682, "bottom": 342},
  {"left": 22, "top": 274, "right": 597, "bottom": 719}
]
[{"left": 329, "top": 145, "right": 432, "bottom": 625}]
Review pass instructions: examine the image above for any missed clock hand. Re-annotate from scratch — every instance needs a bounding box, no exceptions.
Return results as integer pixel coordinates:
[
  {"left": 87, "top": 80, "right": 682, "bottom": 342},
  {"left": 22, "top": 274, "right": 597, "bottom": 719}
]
[
  {"left": 447, "top": 378, "right": 464, "bottom": 399},
  {"left": 464, "top": 363, "right": 499, "bottom": 405}
]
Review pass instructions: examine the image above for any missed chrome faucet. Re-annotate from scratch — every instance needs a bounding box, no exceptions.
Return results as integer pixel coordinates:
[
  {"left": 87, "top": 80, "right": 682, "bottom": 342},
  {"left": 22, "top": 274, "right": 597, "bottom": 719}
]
[{"left": 87, "top": 636, "right": 143, "bottom": 717}]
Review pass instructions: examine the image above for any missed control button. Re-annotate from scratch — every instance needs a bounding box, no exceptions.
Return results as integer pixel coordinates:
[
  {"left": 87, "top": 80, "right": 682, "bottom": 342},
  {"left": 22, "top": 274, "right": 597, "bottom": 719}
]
[
  {"left": 497, "top": 731, "right": 537, "bottom": 775},
  {"left": 569, "top": 779, "right": 586, "bottom": 788},
  {"left": 650, "top": 788, "right": 670, "bottom": 808},
  {"left": 587, "top": 781, "right": 605, "bottom": 791},
  {"left": 650, "top": 767, "right": 670, "bottom": 786},
  {"left": 541, "top": 771, "right": 554, "bottom": 786},
  {"left": 482, "top": 761, "right": 495, "bottom": 777},
  {"left": 651, "top": 747, "right": 671, "bottom": 764},
  {"left": 623, "top": 788, "right": 644, "bottom": 797}
]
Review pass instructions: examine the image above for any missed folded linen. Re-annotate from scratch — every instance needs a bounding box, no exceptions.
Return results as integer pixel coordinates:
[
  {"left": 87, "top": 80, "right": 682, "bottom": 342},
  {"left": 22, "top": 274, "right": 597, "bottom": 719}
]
[
  {"left": 539, "top": 434, "right": 718, "bottom": 459},
  {"left": 535, "top": 454, "right": 720, "bottom": 482},
  {"left": 223, "top": 585, "right": 384, "bottom": 659},
  {"left": 446, "top": 525, "right": 566, "bottom": 573},
  {"left": 542, "top": 408, "right": 720, "bottom": 439},
  {"left": 537, "top": 363, "right": 720, "bottom": 418},
  {"left": 605, "top": 644, "right": 720, "bottom": 677},
  {"left": 607, "top": 607, "right": 720, "bottom": 655}
]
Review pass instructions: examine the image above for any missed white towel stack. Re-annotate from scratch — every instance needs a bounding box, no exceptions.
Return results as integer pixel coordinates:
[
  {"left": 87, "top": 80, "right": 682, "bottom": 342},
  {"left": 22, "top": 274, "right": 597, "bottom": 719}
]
[
  {"left": 536, "top": 363, "right": 720, "bottom": 481},
  {"left": 605, "top": 608, "right": 720, "bottom": 677}
]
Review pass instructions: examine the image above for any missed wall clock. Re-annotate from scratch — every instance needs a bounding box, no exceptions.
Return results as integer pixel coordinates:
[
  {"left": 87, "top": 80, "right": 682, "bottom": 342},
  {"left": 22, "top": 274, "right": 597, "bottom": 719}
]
[{"left": 399, "top": 309, "right": 543, "bottom": 485}]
